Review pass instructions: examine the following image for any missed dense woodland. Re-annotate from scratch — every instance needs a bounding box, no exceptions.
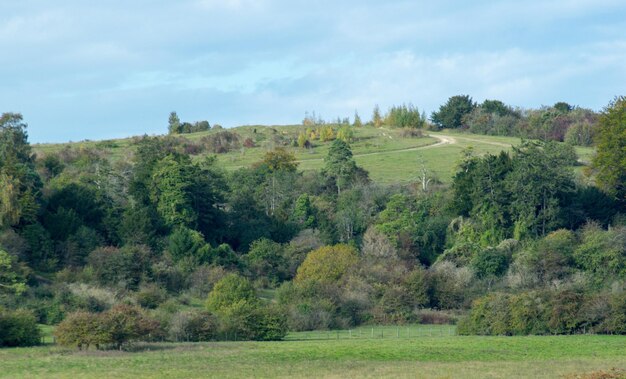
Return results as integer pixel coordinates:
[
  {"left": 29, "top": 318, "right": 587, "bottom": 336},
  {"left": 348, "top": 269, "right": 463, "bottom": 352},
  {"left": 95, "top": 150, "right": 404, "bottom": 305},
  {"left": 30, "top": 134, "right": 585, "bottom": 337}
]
[{"left": 0, "top": 96, "right": 625, "bottom": 349}]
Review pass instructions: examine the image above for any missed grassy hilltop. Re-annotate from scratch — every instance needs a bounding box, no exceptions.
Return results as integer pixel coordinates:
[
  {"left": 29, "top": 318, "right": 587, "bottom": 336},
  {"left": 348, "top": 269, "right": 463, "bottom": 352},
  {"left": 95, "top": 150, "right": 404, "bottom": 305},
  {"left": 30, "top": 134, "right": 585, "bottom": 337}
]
[{"left": 33, "top": 124, "right": 595, "bottom": 184}]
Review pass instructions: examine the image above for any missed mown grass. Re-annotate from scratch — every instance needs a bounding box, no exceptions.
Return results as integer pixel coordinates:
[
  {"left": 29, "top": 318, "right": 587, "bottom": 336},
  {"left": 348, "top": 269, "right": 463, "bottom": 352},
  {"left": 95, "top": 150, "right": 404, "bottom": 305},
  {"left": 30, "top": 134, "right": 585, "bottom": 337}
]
[
  {"left": 1, "top": 334, "right": 624, "bottom": 378},
  {"left": 32, "top": 125, "right": 595, "bottom": 185}
]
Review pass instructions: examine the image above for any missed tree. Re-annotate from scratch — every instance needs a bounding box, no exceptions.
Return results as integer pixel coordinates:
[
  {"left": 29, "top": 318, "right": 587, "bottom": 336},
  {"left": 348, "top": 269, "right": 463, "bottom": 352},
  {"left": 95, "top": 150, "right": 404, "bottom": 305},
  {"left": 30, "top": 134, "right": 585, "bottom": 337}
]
[
  {"left": 245, "top": 238, "right": 287, "bottom": 283},
  {"left": 372, "top": 105, "right": 383, "bottom": 127},
  {"left": 430, "top": 95, "right": 476, "bottom": 130},
  {"left": 0, "top": 249, "right": 26, "bottom": 295},
  {"left": 295, "top": 244, "right": 358, "bottom": 284},
  {"left": 101, "top": 304, "right": 159, "bottom": 350},
  {"left": 0, "top": 309, "right": 41, "bottom": 347},
  {"left": 593, "top": 96, "right": 626, "bottom": 203},
  {"left": 168, "top": 111, "right": 181, "bottom": 134},
  {"left": 54, "top": 312, "right": 108, "bottom": 350},
  {"left": 322, "top": 139, "right": 361, "bottom": 194},
  {"left": 507, "top": 142, "right": 575, "bottom": 239},
  {"left": 336, "top": 126, "right": 354, "bottom": 143},
  {"left": 261, "top": 149, "right": 298, "bottom": 173},
  {"left": 297, "top": 132, "right": 308, "bottom": 148},
  {"left": 353, "top": 110, "right": 362, "bottom": 128},
  {"left": 0, "top": 113, "right": 41, "bottom": 227},
  {"left": 206, "top": 273, "right": 258, "bottom": 312},
  {"left": 150, "top": 155, "right": 197, "bottom": 227},
  {"left": 167, "top": 227, "right": 210, "bottom": 265}
]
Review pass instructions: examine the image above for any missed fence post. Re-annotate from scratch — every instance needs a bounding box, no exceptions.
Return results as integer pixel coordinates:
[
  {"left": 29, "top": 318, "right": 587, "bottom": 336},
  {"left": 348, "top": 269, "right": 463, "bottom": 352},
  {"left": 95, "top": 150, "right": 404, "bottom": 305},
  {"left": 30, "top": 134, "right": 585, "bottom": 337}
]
[
  {"left": 371, "top": 328, "right": 374, "bottom": 338},
  {"left": 396, "top": 327, "right": 399, "bottom": 338},
  {"left": 349, "top": 330, "right": 352, "bottom": 338}
]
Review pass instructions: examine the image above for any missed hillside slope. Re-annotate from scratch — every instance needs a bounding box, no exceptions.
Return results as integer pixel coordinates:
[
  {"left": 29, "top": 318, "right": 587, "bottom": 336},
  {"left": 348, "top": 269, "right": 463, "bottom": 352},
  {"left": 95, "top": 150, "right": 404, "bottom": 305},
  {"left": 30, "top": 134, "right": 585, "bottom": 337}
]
[{"left": 33, "top": 125, "right": 594, "bottom": 184}]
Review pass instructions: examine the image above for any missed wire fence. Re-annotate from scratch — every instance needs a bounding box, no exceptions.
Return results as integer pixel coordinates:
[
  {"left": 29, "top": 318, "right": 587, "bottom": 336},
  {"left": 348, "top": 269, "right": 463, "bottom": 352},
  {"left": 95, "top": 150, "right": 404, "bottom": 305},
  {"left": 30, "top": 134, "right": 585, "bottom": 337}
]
[{"left": 284, "top": 324, "right": 457, "bottom": 341}]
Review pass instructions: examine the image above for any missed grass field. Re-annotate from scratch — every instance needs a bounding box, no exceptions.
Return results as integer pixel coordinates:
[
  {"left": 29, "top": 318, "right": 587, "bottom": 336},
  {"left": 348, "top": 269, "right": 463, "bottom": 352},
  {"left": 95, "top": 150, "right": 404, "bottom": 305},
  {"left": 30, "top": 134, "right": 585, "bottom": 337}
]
[
  {"left": 1, "top": 331, "right": 624, "bottom": 379},
  {"left": 32, "top": 125, "right": 595, "bottom": 185}
]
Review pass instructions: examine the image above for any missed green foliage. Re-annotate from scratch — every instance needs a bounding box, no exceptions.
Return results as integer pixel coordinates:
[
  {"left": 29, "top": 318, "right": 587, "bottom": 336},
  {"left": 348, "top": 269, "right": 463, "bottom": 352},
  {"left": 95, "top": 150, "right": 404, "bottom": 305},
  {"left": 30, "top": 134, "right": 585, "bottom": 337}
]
[
  {"left": 322, "top": 139, "right": 361, "bottom": 194},
  {"left": 167, "top": 227, "right": 210, "bottom": 265},
  {"left": 0, "top": 249, "right": 26, "bottom": 295},
  {"left": 470, "top": 246, "right": 510, "bottom": 279},
  {"left": 0, "top": 309, "right": 41, "bottom": 347},
  {"left": 168, "top": 112, "right": 181, "bottom": 134},
  {"left": 168, "top": 310, "right": 217, "bottom": 342},
  {"left": 206, "top": 273, "right": 258, "bottom": 312},
  {"left": 431, "top": 95, "right": 476, "bottom": 130},
  {"left": 336, "top": 126, "right": 354, "bottom": 143},
  {"left": 352, "top": 111, "right": 362, "bottom": 128},
  {"left": 261, "top": 148, "right": 298, "bottom": 173},
  {"left": 384, "top": 104, "right": 427, "bottom": 129},
  {"left": 100, "top": 304, "right": 160, "bottom": 349},
  {"left": 376, "top": 193, "right": 450, "bottom": 264},
  {"left": 459, "top": 290, "right": 626, "bottom": 336},
  {"left": 573, "top": 223, "right": 626, "bottom": 282},
  {"left": 56, "top": 305, "right": 160, "bottom": 350},
  {"left": 150, "top": 155, "right": 198, "bottom": 227},
  {"left": 593, "top": 96, "right": 626, "bottom": 202},
  {"left": 87, "top": 245, "right": 151, "bottom": 289},
  {"left": 0, "top": 113, "right": 41, "bottom": 228},
  {"left": 295, "top": 244, "right": 358, "bottom": 284},
  {"left": 464, "top": 100, "right": 521, "bottom": 136},
  {"left": 372, "top": 105, "right": 383, "bottom": 127},
  {"left": 245, "top": 238, "right": 287, "bottom": 283},
  {"left": 54, "top": 311, "right": 108, "bottom": 350}
]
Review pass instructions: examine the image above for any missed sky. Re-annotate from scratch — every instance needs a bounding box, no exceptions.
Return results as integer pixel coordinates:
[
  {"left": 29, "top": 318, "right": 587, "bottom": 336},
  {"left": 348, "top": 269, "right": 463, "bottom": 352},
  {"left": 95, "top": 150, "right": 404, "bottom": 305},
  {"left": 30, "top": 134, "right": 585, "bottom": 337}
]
[{"left": 1, "top": 0, "right": 625, "bottom": 143}]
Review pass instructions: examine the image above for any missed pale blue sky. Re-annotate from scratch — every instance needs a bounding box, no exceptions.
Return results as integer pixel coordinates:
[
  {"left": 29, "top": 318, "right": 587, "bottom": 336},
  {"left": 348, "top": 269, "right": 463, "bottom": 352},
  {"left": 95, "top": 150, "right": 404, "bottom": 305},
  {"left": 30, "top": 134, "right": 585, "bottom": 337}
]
[{"left": 1, "top": 0, "right": 625, "bottom": 143}]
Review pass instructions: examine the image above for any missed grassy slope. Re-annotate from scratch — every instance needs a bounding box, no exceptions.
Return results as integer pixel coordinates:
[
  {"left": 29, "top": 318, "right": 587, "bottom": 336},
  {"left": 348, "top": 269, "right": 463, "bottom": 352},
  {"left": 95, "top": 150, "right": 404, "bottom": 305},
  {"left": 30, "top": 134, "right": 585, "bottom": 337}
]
[
  {"left": 2, "top": 333, "right": 624, "bottom": 378},
  {"left": 33, "top": 125, "right": 595, "bottom": 185}
]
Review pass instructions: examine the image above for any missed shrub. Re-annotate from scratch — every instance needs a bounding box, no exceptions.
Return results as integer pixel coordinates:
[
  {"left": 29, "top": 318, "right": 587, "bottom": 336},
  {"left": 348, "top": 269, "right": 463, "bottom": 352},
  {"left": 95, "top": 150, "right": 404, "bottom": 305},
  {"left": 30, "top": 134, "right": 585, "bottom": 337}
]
[
  {"left": 87, "top": 245, "right": 151, "bottom": 289},
  {"left": 295, "top": 244, "right": 358, "bottom": 284},
  {"left": 201, "top": 131, "right": 240, "bottom": 154},
  {"left": 101, "top": 304, "right": 160, "bottom": 349},
  {"left": 457, "top": 293, "right": 510, "bottom": 335},
  {"left": 602, "top": 292, "right": 626, "bottom": 334},
  {"left": 216, "top": 300, "right": 288, "bottom": 341},
  {"left": 54, "top": 311, "right": 107, "bottom": 350},
  {"left": 206, "top": 273, "right": 257, "bottom": 312},
  {"left": 168, "top": 310, "right": 218, "bottom": 342},
  {"left": 135, "top": 285, "right": 168, "bottom": 309},
  {"left": 0, "top": 309, "right": 41, "bottom": 347},
  {"left": 508, "top": 291, "right": 548, "bottom": 335}
]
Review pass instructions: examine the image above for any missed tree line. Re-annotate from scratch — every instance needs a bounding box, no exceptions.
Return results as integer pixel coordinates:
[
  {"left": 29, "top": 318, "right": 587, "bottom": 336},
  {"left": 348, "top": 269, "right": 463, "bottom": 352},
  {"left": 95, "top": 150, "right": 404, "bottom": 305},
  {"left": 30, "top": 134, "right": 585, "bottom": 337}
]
[{"left": 0, "top": 96, "right": 624, "bottom": 348}]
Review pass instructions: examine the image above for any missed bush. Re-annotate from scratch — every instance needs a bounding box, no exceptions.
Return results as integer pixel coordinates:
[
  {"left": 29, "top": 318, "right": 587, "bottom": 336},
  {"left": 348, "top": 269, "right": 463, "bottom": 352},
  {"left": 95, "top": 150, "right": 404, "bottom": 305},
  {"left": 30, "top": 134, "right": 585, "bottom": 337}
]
[
  {"left": 216, "top": 300, "right": 288, "bottom": 341},
  {"left": 206, "top": 273, "right": 257, "bottom": 312},
  {"left": 295, "top": 244, "right": 358, "bottom": 284},
  {"left": 0, "top": 309, "right": 41, "bottom": 347},
  {"left": 459, "top": 290, "right": 625, "bottom": 336},
  {"left": 135, "top": 285, "right": 168, "bottom": 309},
  {"left": 602, "top": 292, "right": 626, "bottom": 334},
  {"left": 87, "top": 245, "right": 151, "bottom": 289},
  {"left": 101, "top": 304, "right": 160, "bottom": 349},
  {"left": 54, "top": 311, "right": 107, "bottom": 350},
  {"left": 56, "top": 305, "right": 160, "bottom": 350},
  {"left": 168, "top": 310, "right": 218, "bottom": 342}
]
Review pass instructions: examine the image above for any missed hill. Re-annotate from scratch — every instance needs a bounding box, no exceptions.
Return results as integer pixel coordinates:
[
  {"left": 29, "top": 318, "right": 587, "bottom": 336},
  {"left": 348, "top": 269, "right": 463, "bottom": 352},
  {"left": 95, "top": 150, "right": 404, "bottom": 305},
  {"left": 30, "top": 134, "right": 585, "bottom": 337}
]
[{"left": 33, "top": 124, "right": 595, "bottom": 184}]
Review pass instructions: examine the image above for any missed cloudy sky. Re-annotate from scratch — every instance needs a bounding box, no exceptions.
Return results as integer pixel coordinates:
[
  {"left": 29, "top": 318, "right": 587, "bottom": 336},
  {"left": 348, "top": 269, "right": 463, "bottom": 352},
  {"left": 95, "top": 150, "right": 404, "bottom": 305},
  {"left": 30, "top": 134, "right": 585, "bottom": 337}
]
[{"left": 2, "top": 0, "right": 625, "bottom": 143}]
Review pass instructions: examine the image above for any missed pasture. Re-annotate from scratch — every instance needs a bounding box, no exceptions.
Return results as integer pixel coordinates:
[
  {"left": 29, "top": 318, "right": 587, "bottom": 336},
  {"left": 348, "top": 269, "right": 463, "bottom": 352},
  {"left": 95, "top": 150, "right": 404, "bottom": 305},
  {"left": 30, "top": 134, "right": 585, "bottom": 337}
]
[{"left": 1, "top": 326, "right": 624, "bottom": 379}]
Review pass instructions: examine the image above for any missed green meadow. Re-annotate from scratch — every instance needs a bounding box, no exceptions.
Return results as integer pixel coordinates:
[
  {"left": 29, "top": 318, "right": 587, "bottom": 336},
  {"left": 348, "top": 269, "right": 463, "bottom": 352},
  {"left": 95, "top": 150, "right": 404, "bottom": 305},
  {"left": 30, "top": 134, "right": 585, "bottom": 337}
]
[{"left": 2, "top": 331, "right": 624, "bottom": 379}]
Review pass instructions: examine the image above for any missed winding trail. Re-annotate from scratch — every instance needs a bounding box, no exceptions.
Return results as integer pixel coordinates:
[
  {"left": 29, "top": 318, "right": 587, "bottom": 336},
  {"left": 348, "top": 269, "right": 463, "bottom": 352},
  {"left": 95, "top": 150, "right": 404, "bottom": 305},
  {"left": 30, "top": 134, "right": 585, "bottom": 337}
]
[{"left": 296, "top": 134, "right": 459, "bottom": 163}]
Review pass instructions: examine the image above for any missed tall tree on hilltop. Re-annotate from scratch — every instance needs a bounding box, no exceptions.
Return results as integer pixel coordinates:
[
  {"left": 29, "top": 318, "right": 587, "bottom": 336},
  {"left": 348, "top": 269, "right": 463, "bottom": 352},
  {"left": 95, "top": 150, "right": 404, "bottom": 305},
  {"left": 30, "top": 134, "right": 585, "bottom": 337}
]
[{"left": 431, "top": 95, "right": 476, "bottom": 130}]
